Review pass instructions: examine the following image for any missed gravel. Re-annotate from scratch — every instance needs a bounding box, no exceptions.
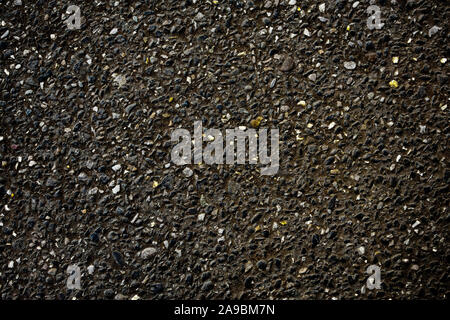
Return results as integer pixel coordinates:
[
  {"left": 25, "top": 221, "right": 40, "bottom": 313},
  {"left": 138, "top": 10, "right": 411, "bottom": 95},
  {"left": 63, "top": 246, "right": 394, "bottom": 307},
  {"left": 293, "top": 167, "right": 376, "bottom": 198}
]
[{"left": 0, "top": 0, "right": 448, "bottom": 300}]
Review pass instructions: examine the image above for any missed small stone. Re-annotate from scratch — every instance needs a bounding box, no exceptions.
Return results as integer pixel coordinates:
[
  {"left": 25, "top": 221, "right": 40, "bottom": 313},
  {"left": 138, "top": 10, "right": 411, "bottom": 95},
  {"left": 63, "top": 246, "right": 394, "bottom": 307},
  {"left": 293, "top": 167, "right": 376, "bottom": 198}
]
[
  {"left": 365, "top": 41, "right": 374, "bottom": 50},
  {"left": 412, "top": 220, "right": 421, "bottom": 228},
  {"left": 110, "top": 28, "right": 118, "bottom": 35},
  {"left": 183, "top": 167, "right": 193, "bottom": 177},
  {"left": 270, "top": 78, "right": 277, "bottom": 88},
  {"left": 194, "top": 12, "right": 204, "bottom": 21},
  {"left": 125, "top": 103, "right": 137, "bottom": 114},
  {"left": 250, "top": 116, "right": 263, "bottom": 128},
  {"left": 104, "top": 289, "right": 115, "bottom": 299},
  {"left": 280, "top": 56, "right": 295, "bottom": 72},
  {"left": 308, "top": 73, "right": 317, "bottom": 81},
  {"left": 141, "top": 247, "right": 157, "bottom": 259},
  {"left": 299, "top": 267, "right": 308, "bottom": 274},
  {"left": 185, "top": 274, "right": 193, "bottom": 284},
  {"left": 328, "top": 122, "right": 336, "bottom": 130},
  {"left": 87, "top": 265, "right": 95, "bottom": 274},
  {"left": 198, "top": 213, "right": 205, "bottom": 221},
  {"left": 113, "top": 74, "right": 127, "bottom": 88},
  {"left": 46, "top": 178, "right": 58, "bottom": 187},
  {"left": 303, "top": 28, "right": 311, "bottom": 37},
  {"left": 264, "top": 1, "right": 272, "bottom": 8},
  {"left": 428, "top": 26, "right": 441, "bottom": 37},
  {"left": 389, "top": 80, "right": 399, "bottom": 88},
  {"left": 112, "top": 251, "right": 125, "bottom": 266},
  {"left": 318, "top": 3, "right": 325, "bottom": 12},
  {"left": 112, "top": 164, "right": 121, "bottom": 172},
  {"left": 344, "top": 61, "right": 356, "bottom": 70},
  {"left": 256, "top": 260, "right": 267, "bottom": 270},
  {"left": 112, "top": 185, "right": 120, "bottom": 194}
]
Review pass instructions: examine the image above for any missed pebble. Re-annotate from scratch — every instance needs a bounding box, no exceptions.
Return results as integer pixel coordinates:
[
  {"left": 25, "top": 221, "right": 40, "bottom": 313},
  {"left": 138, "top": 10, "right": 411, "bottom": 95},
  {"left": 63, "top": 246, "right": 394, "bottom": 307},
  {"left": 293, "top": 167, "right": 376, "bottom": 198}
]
[
  {"left": 112, "top": 185, "right": 120, "bottom": 194},
  {"left": 183, "top": 167, "right": 193, "bottom": 177},
  {"left": 256, "top": 260, "right": 267, "bottom": 270},
  {"left": 194, "top": 12, "right": 204, "bottom": 21},
  {"left": 344, "top": 61, "right": 356, "bottom": 70},
  {"left": 270, "top": 78, "right": 277, "bottom": 88},
  {"left": 428, "top": 26, "right": 441, "bottom": 37},
  {"left": 112, "top": 251, "right": 125, "bottom": 266},
  {"left": 88, "top": 265, "right": 95, "bottom": 274},
  {"left": 104, "top": 289, "right": 115, "bottom": 299},
  {"left": 141, "top": 247, "right": 157, "bottom": 259},
  {"left": 280, "top": 56, "right": 295, "bottom": 72}
]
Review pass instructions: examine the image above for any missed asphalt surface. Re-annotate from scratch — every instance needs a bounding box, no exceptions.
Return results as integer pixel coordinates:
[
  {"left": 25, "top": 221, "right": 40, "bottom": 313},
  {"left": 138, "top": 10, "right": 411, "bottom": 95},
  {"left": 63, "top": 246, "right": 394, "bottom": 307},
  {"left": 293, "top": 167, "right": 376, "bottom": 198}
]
[{"left": 0, "top": 0, "right": 448, "bottom": 299}]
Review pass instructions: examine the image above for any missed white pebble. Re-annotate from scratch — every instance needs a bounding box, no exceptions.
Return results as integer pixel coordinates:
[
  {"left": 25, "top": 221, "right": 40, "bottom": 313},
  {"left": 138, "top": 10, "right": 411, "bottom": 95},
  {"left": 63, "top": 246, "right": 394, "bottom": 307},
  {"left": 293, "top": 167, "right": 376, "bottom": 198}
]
[
  {"left": 112, "top": 185, "right": 120, "bottom": 194},
  {"left": 87, "top": 265, "right": 95, "bottom": 274},
  {"left": 357, "top": 246, "right": 365, "bottom": 255},
  {"left": 183, "top": 167, "right": 193, "bottom": 177},
  {"left": 344, "top": 61, "right": 356, "bottom": 70}
]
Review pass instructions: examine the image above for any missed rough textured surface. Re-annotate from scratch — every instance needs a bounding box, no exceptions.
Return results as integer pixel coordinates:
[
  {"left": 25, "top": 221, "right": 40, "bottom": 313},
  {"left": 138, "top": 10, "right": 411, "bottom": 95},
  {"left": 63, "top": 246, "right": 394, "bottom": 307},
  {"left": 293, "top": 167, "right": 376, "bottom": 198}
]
[{"left": 0, "top": 0, "right": 449, "bottom": 299}]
